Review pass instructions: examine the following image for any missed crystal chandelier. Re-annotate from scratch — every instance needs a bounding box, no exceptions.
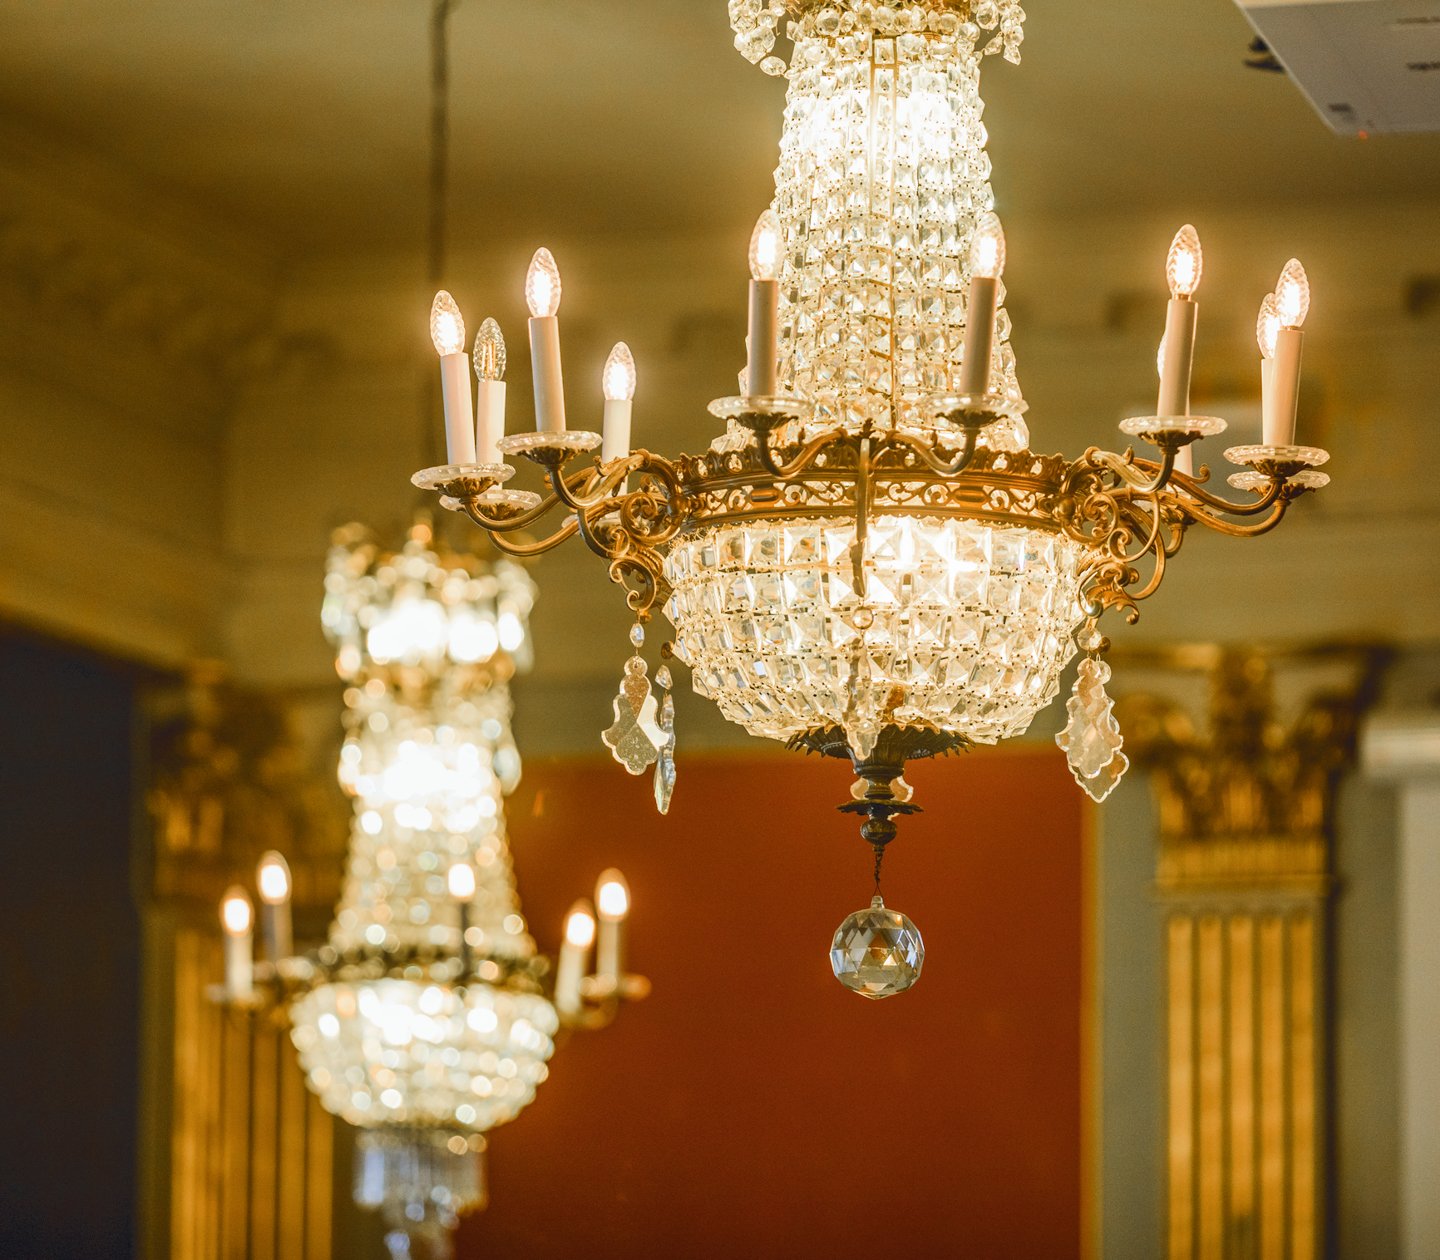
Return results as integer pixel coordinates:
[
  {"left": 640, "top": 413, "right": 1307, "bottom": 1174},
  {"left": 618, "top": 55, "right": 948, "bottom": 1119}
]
[
  {"left": 413, "top": 0, "right": 1329, "bottom": 996},
  {"left": 217, "top": 522, "right": 645, "bottom": 1258}
]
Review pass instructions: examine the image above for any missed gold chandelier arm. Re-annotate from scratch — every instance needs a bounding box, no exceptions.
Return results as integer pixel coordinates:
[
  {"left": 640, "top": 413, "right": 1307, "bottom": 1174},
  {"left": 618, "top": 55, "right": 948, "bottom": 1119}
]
[
  {"left": 1179, "top": 494, "right": 1292, "bottom": 539},
  {"left": 882, "top": 427, "right": 981, "bottom": 478},
  {"left": 545, "top": 456, "right": 639, "bottom": 513},
  {"left": 1167, "top": 470, "right": 1287, "bottom": 518},
  {"left": 1086, "top": 445, "right": 1178, "bottom": 497},
  {"left": 755, "top": 425, "right": 851, "bottom": 482},
  {"left": 461, "top": 502, "right": 580, "bottom": 554}
]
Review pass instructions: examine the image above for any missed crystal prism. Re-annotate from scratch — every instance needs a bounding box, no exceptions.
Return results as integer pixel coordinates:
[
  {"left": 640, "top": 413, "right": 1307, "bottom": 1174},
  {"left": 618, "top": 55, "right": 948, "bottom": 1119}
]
[
  {"left": 603, "top": 655, "right": 664, "bottom": 775},
  {"left": 830, "top": 895, "right": 925, "bottom": 999},
  {"left": 1056, "top": 656, "right": 1128, "bottom": 798}
]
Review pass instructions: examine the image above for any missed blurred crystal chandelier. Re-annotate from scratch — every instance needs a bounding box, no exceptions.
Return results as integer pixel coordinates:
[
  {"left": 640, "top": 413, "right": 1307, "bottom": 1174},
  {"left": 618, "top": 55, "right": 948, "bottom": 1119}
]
[
  {"left": 219, "top": 523, "right": 645, "bottom": 1257},
  {"left": 413, "top": 0, "right": 1330, "bottom": 996}
]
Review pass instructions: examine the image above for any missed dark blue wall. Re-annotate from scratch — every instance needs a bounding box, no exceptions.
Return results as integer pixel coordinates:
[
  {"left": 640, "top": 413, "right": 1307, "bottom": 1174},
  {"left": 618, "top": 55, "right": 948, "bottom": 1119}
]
[{"left": 0, "top": 630, "right": 141, "bottom": 1260}]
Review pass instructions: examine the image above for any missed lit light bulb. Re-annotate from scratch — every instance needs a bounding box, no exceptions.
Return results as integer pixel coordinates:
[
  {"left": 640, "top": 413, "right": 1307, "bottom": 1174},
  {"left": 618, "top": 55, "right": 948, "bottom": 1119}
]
[
  {"left": 430, "top": 290, "right": 466, "bottom": 356},
  {"left": 256, "top": 851, "right": 291, "bottom": 906},
  {"left": 221, "top": 886, "right": 253, "bottom": 936},
  {"left": 473, "top": 317, "right": 506, "bottom": 381},
  {"left": 526, "top": 248, "right": 563, "bottom": 318},
  {"left": 1256, "top": 293, "right": 1280, "bottom": 360},
  {"left": 565, "top": 903, "right": 597, "bottom": 948},
  {"left": 970, "top": 211, "right": 1007, "bottom": 279},
  {"left": 596, "top": 868, "right": 630, "bottom": 921},
  {"left": 447, "top": 862, "right": 477, "bottom": 901},
  {"left": 749, "top": 209, "right": 782, "bottom": 282},
  {"left": 603, "top": 342, "right": 637, "bottom": 403},
  {"left": 1166, "top": 224, "right": 1203, "bottom": 299},
  {"left": 1275, "top": 258, "right": 1310, "bottom": 328}
]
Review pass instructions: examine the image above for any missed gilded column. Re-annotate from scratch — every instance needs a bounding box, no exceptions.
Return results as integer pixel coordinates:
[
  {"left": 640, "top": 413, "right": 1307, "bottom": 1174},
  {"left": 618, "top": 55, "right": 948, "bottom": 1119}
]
[
  {"left": 1121, "top": 646, "right": 1384, "bottom": 1260},
  {"left": 139, "top": 671, "right": 347, "bottom": 1260}
]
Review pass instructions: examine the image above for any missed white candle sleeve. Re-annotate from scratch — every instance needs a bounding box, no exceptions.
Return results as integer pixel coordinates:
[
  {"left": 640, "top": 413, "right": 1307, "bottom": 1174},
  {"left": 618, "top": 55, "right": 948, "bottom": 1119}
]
[
  {"left": 440, "top": 352, "right": 477, "bottom": 464},
  {"left": 475, "top": 380, "right": 506, "bottom": 464},
  {"left": 1270, "top": 328, "right": 1304, "bottom": 446},
  {"left": 958, "top": 275, "right": 998, "bottom": 396},
  {"left": 529, "top": 315, "right": 566, "bottom": 433},
  {"left": 596, "top": 917, "right": 623, "bottom": 986},
  {"left": 225, "top": 930, "right": 254, "bottom": 1000},
  {"left": 1173, "top": 445, "right": 1194, "bottom": 479},
  {"left": 261, "top": 903, "right": 292, "bottom": 963},
  {"left": 602, "top": 398, "right": 633, "bottom": 464},
  {"left": 555, "top": 941, "right": 586, "bottom": 1017},
  {"left": 746, "top": 278, "right": 779, "bottom": 396},
  {"left": 1259, "top": 359, "right": 1278, "bottom": 446},
  {"left": 1156, "top": 298, "right": 1198, "bottom": 418}
]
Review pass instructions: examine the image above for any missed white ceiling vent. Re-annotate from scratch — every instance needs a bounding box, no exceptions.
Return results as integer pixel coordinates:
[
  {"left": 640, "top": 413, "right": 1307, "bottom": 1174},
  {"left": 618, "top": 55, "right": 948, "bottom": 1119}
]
[{"left": 1236, "top": 0, "right": 1440, "bottom": 134}]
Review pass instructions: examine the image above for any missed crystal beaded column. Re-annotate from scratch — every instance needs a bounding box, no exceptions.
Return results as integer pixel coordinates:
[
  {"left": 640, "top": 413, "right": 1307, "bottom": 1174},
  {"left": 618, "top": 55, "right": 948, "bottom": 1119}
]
[{"left": 771, "top": 19, "right": 1023, "bottom": 436}]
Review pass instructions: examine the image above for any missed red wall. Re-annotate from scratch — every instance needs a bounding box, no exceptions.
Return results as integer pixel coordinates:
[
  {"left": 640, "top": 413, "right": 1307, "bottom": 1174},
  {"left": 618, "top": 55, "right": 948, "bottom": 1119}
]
[{"left": 460, "top": 746, "right": 1086, "bottom": 1259}]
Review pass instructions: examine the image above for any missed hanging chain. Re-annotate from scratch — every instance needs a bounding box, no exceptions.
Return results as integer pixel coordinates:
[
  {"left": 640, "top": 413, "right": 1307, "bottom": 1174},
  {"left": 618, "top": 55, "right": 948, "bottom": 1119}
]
[{"left": 419, "top": 0, "right": 459, "bottom": 475}]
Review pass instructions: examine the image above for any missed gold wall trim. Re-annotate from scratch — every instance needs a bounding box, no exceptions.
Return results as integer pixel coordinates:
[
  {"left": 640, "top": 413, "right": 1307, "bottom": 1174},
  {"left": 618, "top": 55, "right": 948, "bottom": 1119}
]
[{"left": 1124, "top": 645, "right": 1384, "bottom": 1260}]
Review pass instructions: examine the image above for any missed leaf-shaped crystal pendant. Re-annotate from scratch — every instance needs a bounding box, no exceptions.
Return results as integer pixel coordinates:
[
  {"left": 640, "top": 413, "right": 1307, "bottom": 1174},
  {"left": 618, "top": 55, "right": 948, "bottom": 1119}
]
[
  {"left": 602, "top": 654, "right": 664, "bottom": 775},
  {"left": 830, "top": 895, "right": 925, "bottom": 999},
  {"left": 1056, "top": 656, "right": 1129, "bottom": 802}
]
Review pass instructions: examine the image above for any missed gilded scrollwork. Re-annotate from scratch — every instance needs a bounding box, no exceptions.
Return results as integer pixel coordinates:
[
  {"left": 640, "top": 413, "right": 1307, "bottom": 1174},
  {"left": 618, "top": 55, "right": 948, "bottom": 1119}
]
[{"left": 418, "top": 408, "right": 1323, "bottom": 633}]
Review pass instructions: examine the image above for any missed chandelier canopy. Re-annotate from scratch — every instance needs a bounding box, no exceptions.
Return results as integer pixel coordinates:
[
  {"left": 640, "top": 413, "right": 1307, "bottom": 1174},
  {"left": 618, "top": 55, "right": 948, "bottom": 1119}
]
[{"left": 413, "top": 0, "right": 1330, "bottom": 990}]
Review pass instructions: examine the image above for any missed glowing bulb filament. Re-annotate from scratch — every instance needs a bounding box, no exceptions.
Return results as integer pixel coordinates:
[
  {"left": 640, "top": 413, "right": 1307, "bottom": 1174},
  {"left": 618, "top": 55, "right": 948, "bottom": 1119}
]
[
  {"left": 447, "top": 862, "right": 477, "bottom": 901},
  {"left": 1275, "top": 258, "right": 1310, "bottom": 328},
  {"left": 749, "top": 209, "right": 781, "bottom": 282},
  {"left": 596, "top": 868, "right": 630, "bottom": 921},
  {"left": 1256, "top": 293, "right": 1280, "bottom": 361},
  {"left": 473, "top": 317, "right": 506, "bottom": 381},
  {"left": 526, "top": 248, "right": 563, "bottom": 318},
  {"left": 256, "top": 851, "right": 291, "bottom": 906},
  {"left": 1166, "top": 224, "right": 1203, "bottom": 299},
  {"left": 970, "top": 211, "right": 1007, "bottom": 280},
  {"left": 565, "top": 906, "right": 597, "bottom": 948},
  {"left": 603, "top": 342, "right": 637, "bottom": 402},
  {"left": 430, "top": 290, "right": 466, "bottom": 356},
  {"left": 221, "top": 887, "right": 253, "bottom": 936}
]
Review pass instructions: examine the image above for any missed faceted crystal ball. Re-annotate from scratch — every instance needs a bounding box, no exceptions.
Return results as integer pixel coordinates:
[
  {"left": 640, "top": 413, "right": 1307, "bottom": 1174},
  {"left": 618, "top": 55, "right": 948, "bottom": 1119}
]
[{"left": 830, "top": 896, "right": 925, "bottom": 999}]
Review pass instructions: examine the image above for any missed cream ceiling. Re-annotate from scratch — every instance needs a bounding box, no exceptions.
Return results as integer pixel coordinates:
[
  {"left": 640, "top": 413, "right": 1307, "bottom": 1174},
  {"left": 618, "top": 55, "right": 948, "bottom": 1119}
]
[{"left": 2, "top": 0, "right": 1439, "bottom": 262}]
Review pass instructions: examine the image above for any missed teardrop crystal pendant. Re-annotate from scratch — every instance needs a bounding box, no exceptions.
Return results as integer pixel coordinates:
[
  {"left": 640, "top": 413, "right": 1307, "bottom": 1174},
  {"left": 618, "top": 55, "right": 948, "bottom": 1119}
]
[{"left": 829, "top": 895, "right": 925, "bottom": 1000}]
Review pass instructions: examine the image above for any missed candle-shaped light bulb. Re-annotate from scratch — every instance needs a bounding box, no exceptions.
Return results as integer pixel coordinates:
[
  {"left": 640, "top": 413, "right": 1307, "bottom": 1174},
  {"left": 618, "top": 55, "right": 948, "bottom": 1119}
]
[
  {"left": 256, "top": 851, "right": 290, "bottom": 906},
  {"left": 448, "top": 861, "right": 477, "bottom": 976},
  {"left": 526, "top": 248, "right": 567, "bottom": 431},
  {"left": 1157, "top": 225, "right": 1202, "bottom": 418},
  {"left": 748, "top": 209, "right": 781, "bottom": 282},
  {"left": 222, "top": 886, "right": 254, "bottom": 936},
  {"left": 1268, "top": 263, "right": 1309, "bottom": 445},
  {"left": 432, "top": 290, "right": 476, "bottom": 463},
  {"left": 430, "top": 290, "right": 466, "bottom": 356},
  {"left": 221, "top": 885, "right": 255, "bottom": 1000},
  {"left": 601, "top": 342, "right": 636, "bottom": 466},
  {"left": 603, "top": 342, "right": 637, "bottom": 403},
  {"left": 1166, "top": 224, "right": 1203, "bottom": 299},
  {"left": 594, "top": 868, "right": 629, "bottom": 986},
  {"left": 255, "top": 850, "right": 293, "bottom": 963},
  {"left": 969, "top": 211, "right": 1006, "bottom": 280},
  {"left": 526, "top": 248, "right": 563, "bottom": 318},
  {"left": 473, "top": 318, "right": 506, "bottom": 382},
  {"left": 472, "top": 317, "right": 508, "bottom": 463},
  {"left": 1256, "top": 294, "right": 1280, "bottom": 361},
  {"left": 959, "top": 212, "right": 1006, "bottom": 395},
  {"left": 555, "top": 899, "right": 596, "bottom": 1019},
  {"left": 745, "top": 210, "right": 782, "bottom": 396},
  {"left": 596, "top": 870, "right": 631, "bottom": 921},
  {"left": 1275, "top": 258, "right": 1310, "bottom": 328},
  {"left": 447, "top": 862, "right": 477, "bottom": 900}
]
